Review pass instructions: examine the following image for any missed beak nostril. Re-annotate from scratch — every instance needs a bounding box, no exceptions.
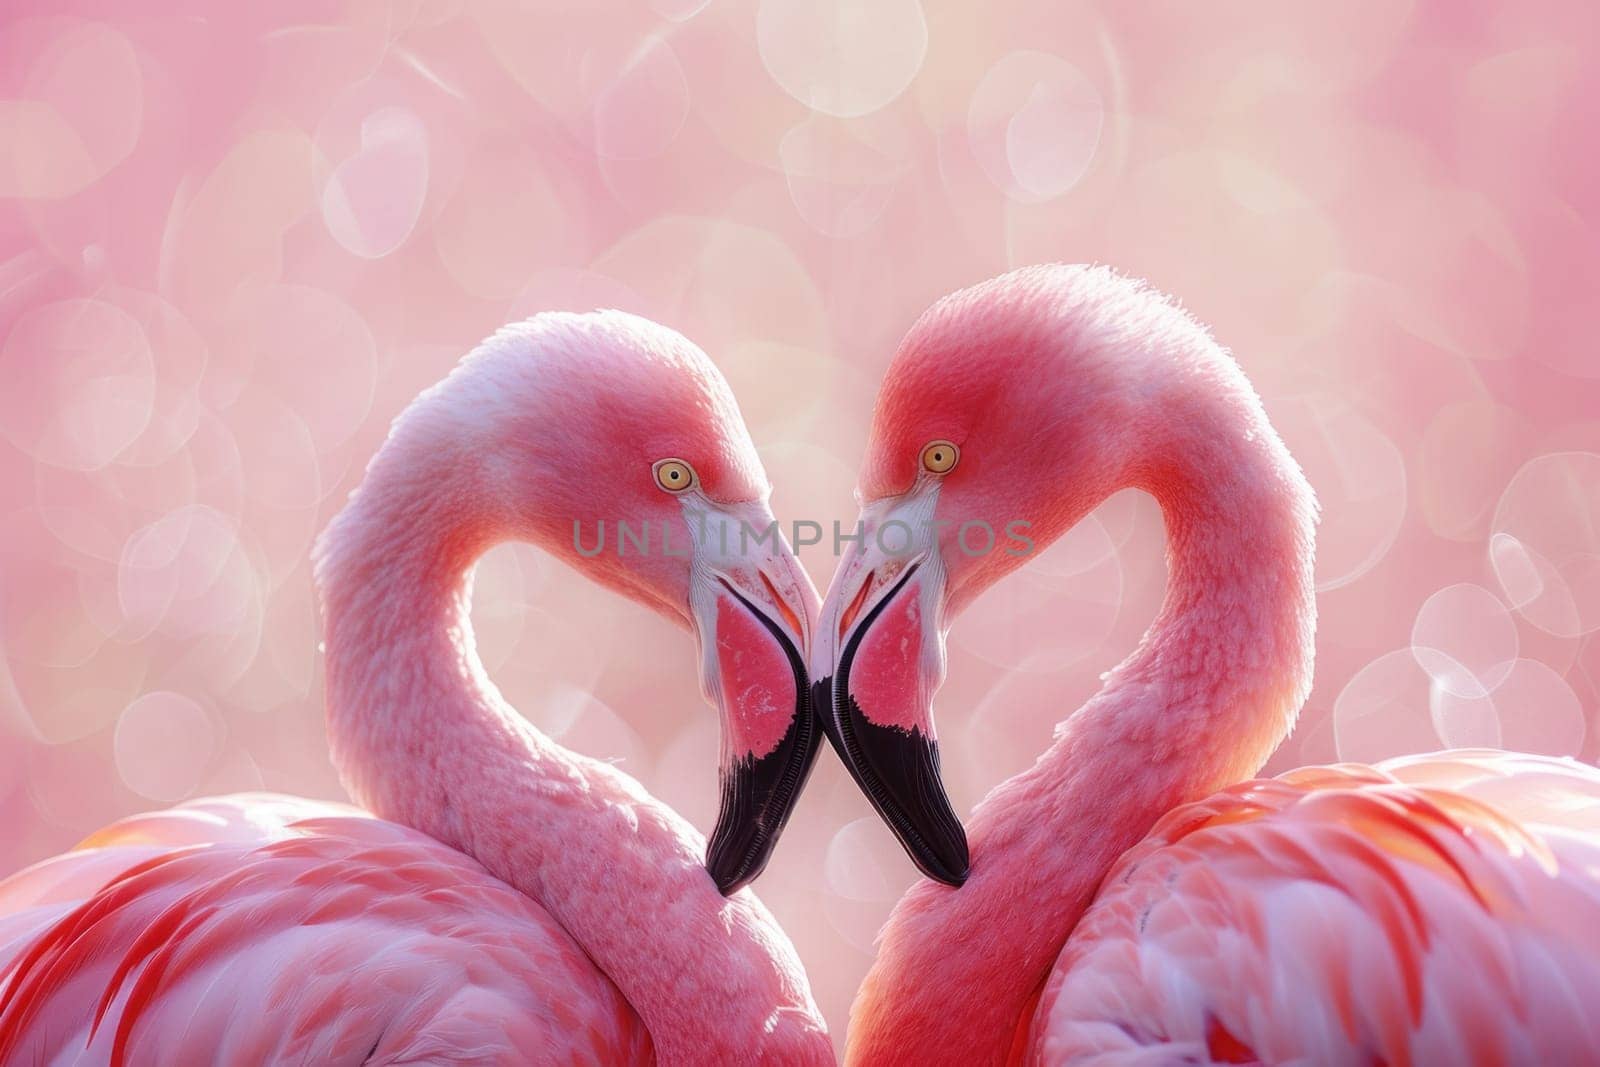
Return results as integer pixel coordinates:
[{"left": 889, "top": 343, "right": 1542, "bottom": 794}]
[
  {"left": 759, "top": 569, "right": 804, "bottom": 642},
  {"left": 838, "top": 572, "right": 875, "bottom": 642}
]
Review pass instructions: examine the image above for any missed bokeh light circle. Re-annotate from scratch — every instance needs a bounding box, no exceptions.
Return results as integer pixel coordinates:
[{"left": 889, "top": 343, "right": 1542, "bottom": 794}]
[
  {"left": 434, "top": 143, "right": 583, "bottom": 300},
  {"left": 757, "top": 0, "right": 928, "bottom": 118},
  {"left": 223, "top": 285, "right": 378, "bottom": 452},
  {"left": 0, "top": 298, "right": 155, "bottom": 471},
  {"left": 779, "top": 115, "right": 909, "bottom": 238},
  {"left": 320, "top": 106, "right": 430, "bottom": 259},
  {"left": 822, "top": 817, "right": 915, "bottom": 952},
  {"left": 1333, "top": 650, "right": 1451, "bottom": 764},
  {"left": 1409, "top": 583, "right": 1517, "bottom": 699},
  {"left": 529, "top": 684, "right": 650, "bottom": 777},
  {"left": 968, "top": 51, "right": 1103, "bottom": 203},
  {"left": 114, "top": 690, "right": 217, "bottom": 802},
  {"left": 1430, "top": 657, "right": 1585, "bottom": 758},
  {"left": 118, "top": 505, "right": 257, "bottom": 644},
  {"left": 1490, "top": 452, "right": 1600, "bottom": 638},
  {"left": 0, "top": 18, "right": 143, "bottom": 199}
]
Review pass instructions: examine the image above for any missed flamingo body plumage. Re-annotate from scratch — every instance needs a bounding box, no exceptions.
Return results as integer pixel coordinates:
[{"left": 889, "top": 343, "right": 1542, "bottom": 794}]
[
  {"left": 811, "top": 265, "right": 1600, "bottom": 1065},
  {"left": 0, "top": 797, "right": 650, "bottom": 1065},
  {"left": 1031, "top": 752, "right": 1600, "bottom": 1065}
]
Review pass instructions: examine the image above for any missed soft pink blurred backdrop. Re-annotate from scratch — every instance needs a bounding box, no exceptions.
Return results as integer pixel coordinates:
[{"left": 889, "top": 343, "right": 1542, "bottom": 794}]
[{"left": 3, "top": 0, "right": 1599, "bottom": 1044}]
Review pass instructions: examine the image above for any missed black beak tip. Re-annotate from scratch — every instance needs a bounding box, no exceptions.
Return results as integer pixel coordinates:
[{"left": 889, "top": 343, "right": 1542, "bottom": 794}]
[
  {"left": 915, "top": 830, "right": 970, "bottom": 887},
  {"left": 703, "top": 745, "right": 804, "bottom": 896},
  {"left": 706, "top": 834, "right": 769, "bottom": 896},
  {"left": 828, "top": 676, "right": 972, "bottom": 891}
]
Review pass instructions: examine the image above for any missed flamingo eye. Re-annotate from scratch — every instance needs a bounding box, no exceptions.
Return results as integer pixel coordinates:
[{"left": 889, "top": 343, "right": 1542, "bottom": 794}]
[
  {"left": 653, "top": 458, "right": 697, "bottom": 493},
  {"left": 920, "top": 440, "right": 959, "bottom": 474}
]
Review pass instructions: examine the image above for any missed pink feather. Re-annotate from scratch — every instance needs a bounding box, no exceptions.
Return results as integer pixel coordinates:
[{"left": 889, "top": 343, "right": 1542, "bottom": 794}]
[{"left": 0, "top": 797, "right": 650, "bottom": 1064}]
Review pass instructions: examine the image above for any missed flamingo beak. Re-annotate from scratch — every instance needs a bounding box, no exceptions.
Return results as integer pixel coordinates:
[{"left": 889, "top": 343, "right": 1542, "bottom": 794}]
[
  {"left": 811, "top": 502, "right": 969, "bottom": 887},
  {"left": 690, "top": 507, "right": 823, "bottom": 895}
]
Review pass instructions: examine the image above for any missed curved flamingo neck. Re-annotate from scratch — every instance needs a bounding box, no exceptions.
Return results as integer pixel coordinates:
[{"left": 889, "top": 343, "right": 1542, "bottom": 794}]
[
  {"left": 315, "top": 441, "right": 823, "bottom": 1062},
  {"left": 851, "top": 372, "right": 1317, "bottom": 1063}
]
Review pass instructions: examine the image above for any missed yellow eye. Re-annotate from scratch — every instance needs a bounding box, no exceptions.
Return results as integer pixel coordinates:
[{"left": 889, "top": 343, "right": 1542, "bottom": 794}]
[
  {"left": 653, "top": 458, "right": 696, "bottom": 493},
  {"left": 920, "top": 440, "right": 959, "bottom": 474}
]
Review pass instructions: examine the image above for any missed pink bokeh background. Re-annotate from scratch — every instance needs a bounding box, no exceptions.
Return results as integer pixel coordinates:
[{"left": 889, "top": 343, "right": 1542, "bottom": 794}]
[{"left": 3, "top": 0, "right": 1599, "bottom": 1043}]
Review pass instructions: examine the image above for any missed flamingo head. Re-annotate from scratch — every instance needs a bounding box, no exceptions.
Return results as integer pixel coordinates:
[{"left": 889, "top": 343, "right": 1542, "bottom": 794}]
[
  {"left": 811, "top": 266, "right": 1156, "bottom": 885},
  {"left": 408, "top": 311, "right": 822, "bottom": 893}
]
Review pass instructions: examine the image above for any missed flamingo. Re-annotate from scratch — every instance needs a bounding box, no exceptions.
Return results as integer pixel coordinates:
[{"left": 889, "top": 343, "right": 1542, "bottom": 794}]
[
  {"left": 810, "top": 264, "right": 1600, "bottom": 1065},
  {"left": 0, "top": 311, "right": 836, "bottom": 1064}
]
